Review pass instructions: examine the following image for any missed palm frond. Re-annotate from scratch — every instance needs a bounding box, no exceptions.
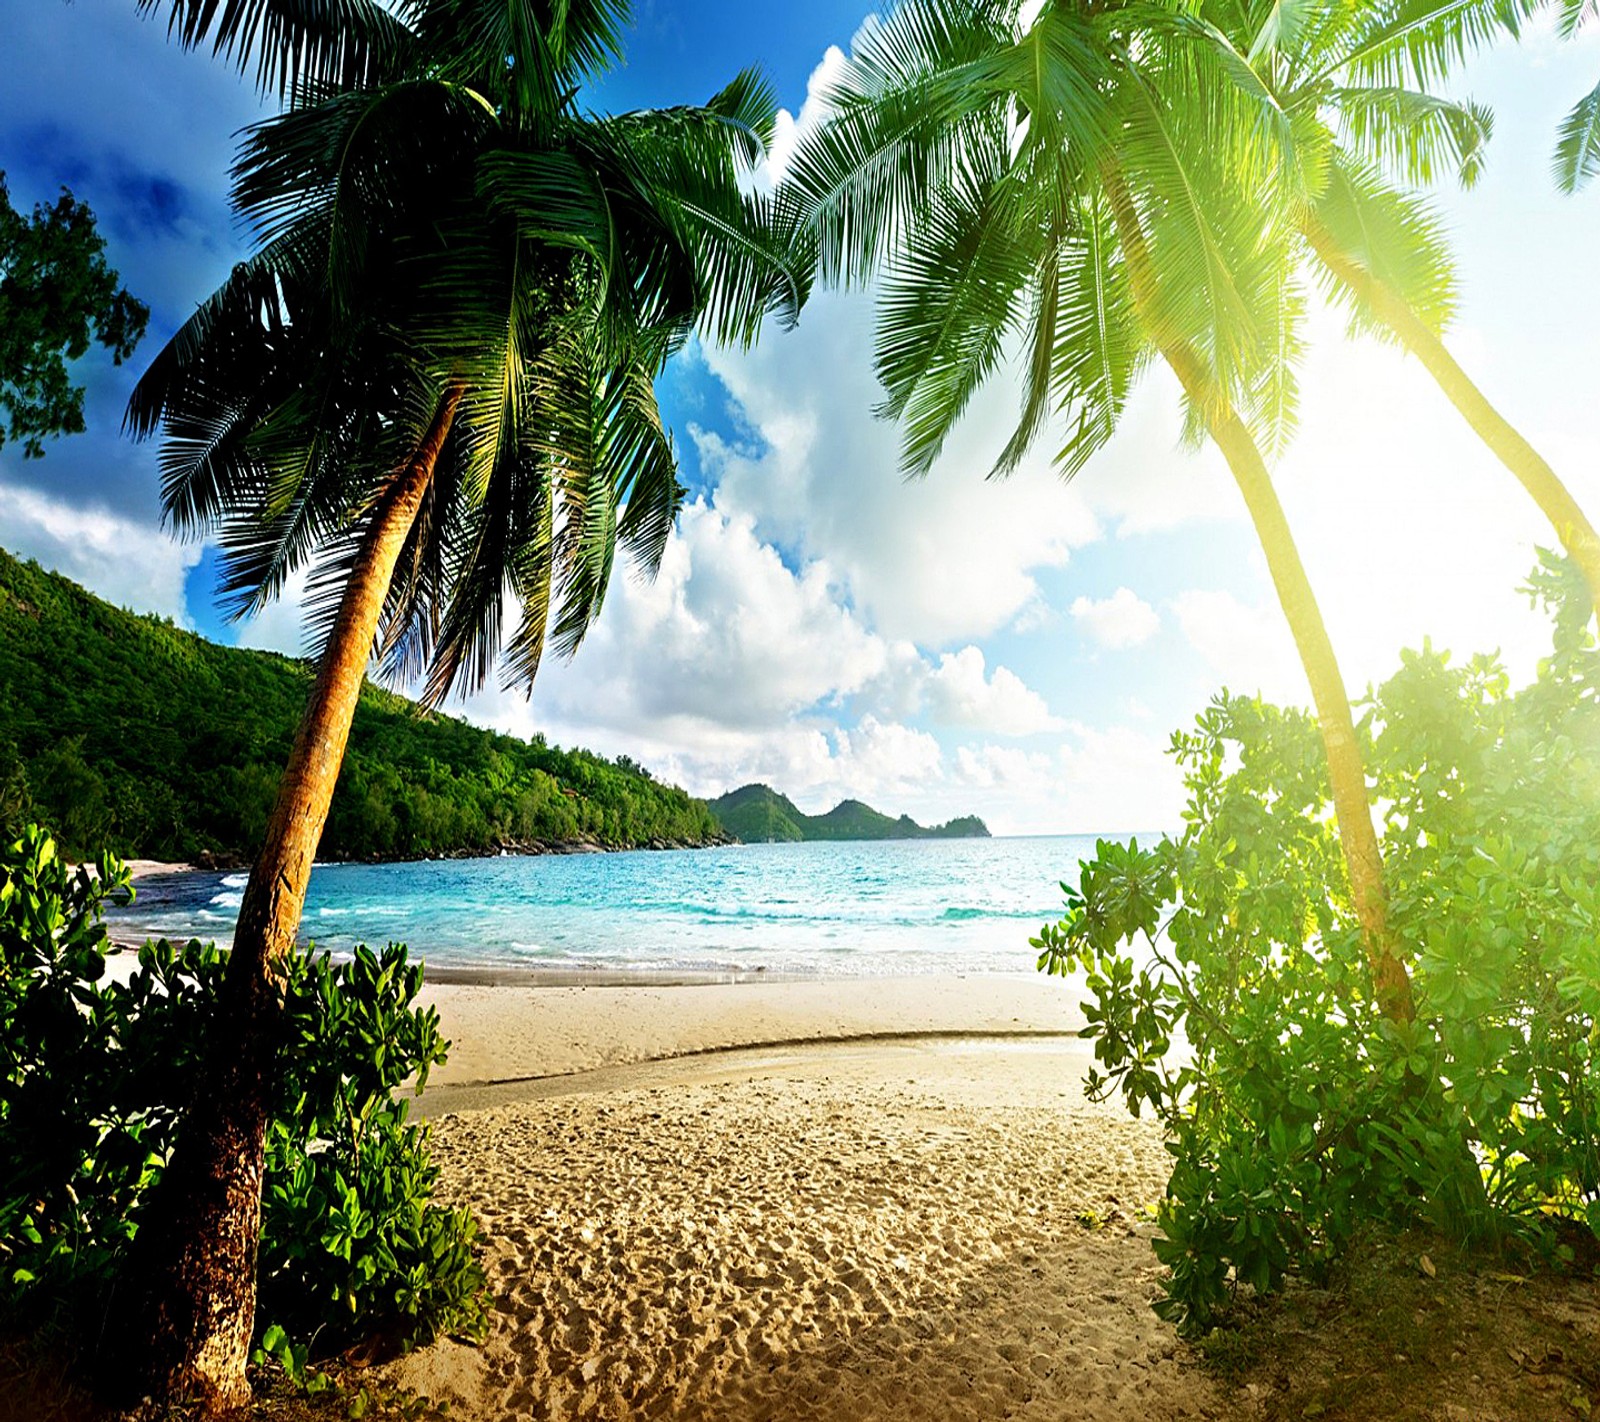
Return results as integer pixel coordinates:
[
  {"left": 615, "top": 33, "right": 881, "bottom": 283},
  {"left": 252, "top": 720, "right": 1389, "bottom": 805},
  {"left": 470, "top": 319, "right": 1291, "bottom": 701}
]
[
  {"left": 785, "top": 0, "right": 1017, "bottom": 288},
  {"left": 1334, "top": 86, "right": 1493, "bottom": 188},
  {"left": 1317, "top": 0, "right": 1535, "bottom": 91},
  {"left": 1554, "top": 77, "right": 1600, "bottom": 192},
  {"left": 499, "top": 481, "right": 556, "bottom": 690},
  {"left": 1047, "top": 195, "right": 1144, "bottom": 479},
  {"left": 1308, "top": 153, "right": 1458, "bottom": 337},
  {"left": 872, "top": 155, "right": 1031, "bottom": 478},
  {"left": 1113, "top": 68, "right": 1287, "bottom": 412},
  {"left": 133, "top": 0, "right": 416, "bottom": 99}
]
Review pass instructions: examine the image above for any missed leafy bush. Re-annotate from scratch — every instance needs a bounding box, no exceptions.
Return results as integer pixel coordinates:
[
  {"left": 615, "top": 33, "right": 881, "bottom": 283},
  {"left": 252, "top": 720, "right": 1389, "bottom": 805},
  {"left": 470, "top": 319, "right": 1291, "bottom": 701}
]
[
  {"left": 0, "top": 825, "right": 485, "bottom": 1355},
  {"left": 1036, "top": 556, "right": 1600, "bottom": 1331},
  {"left": 260, "top": 945, "right": 485, "bottom": 1351}
]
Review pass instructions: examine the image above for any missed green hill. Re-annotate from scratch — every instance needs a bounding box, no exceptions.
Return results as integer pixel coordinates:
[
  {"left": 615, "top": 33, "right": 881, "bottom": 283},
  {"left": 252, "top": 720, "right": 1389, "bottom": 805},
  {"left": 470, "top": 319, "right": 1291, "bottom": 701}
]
[
  {"left": 708, "top": 784, "right": 990, "bottom": 843},
  {"left": 0, "top": 548, "right": 725, "bottom": 864}
]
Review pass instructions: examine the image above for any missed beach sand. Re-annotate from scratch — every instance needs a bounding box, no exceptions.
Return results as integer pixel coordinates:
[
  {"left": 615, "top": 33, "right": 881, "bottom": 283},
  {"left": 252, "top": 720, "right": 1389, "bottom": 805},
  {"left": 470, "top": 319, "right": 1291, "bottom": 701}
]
[
  {"left": 386, "top": 975, "right": 1223, "bottom": 1421},
  {"left": 418, "top": 973, "right": 1086, "bottom": 1086}
]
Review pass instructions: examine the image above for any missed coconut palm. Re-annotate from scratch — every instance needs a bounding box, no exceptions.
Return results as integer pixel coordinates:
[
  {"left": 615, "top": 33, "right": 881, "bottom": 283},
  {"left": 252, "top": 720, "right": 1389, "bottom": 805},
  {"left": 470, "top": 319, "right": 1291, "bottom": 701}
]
[
  {"left": 786, "top": 0, "right": 1417, "bottom": 1023},
  {"left": 1183, "top": 0, "right": 1600, "bottom": 615},
  {"left": 122, "top": 1, "right": 805, "bottom": 1409}
]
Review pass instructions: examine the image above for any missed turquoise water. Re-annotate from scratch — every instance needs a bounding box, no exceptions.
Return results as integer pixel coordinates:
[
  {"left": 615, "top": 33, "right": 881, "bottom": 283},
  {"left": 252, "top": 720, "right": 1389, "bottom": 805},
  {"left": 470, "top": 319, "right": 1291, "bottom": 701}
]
[{"left": 109, "top": 836, "right": 1116, "bottom": 977}]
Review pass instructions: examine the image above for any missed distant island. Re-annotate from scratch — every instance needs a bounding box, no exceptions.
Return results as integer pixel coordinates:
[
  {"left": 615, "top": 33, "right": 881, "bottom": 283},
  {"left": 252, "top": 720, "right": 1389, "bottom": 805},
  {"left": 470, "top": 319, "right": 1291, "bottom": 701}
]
[{"left": 709, "top": 783, "right": 990, "bottom": 843}]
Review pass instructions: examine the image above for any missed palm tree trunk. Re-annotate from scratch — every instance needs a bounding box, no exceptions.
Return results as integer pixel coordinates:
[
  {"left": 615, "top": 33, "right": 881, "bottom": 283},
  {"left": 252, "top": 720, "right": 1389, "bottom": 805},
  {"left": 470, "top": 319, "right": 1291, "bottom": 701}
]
[
  {"left": 1302, "top": 215, "right": 1600, "bottom": 619},
  {"left": 119, "top": 386, "right": 463, "bottom": 1415},
  {"left": 1102, "top": 171, "right": 1414, "bottom": 1023}
]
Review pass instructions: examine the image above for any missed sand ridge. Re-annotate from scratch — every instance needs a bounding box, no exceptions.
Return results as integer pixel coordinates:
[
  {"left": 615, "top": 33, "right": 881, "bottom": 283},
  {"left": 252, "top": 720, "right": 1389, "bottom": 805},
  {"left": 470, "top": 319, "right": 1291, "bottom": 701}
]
[{"left": 419, "top": 973, "right": 1086, "bottom": 1085}]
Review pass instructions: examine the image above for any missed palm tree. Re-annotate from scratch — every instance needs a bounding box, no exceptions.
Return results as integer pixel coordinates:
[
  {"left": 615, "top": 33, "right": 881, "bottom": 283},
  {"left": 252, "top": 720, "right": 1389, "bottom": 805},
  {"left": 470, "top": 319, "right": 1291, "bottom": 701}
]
[
  {"left": 785, "top": 0, "right": 1417, "bottom": 1023},
  {"left": 1183, "top": 0, "right": 1600, "bottom": 616},
  {"left": 121, "top": 1, "right": 805, "bottom": 1409}
]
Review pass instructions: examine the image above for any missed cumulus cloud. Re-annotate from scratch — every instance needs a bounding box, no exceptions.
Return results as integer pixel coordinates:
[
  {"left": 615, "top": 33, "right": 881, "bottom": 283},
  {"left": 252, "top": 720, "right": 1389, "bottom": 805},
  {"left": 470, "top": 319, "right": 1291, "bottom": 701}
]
[
  {"left": 0, "top": 481, "right": 199, "bottom": 623},
  {"left": 461, "top": 496, "right": 1061, "bottom": 759},
  {"left": 1069, "top": 587, "right": 1160, "bottom": 649},
  {"left": 828, "top": 715, "right": 943, "bottom": 796},
  {"left": 693, "top": 293, "right": 1104, "bottom": 645},
  {"left": 952, "top": 721, "right": 1183, "bottom": 834},
  {"left": 757, "top": 43, "right": 848, "bottom": 190},
  {"left": 921, "top": 647, "right": 1062, "bottom": 735},
  {"left": 519, "top": 497, "right": 887, "bottom": 732},
  {"left": 1170, "top": 589, "right": 1304, "bottom": 705}
]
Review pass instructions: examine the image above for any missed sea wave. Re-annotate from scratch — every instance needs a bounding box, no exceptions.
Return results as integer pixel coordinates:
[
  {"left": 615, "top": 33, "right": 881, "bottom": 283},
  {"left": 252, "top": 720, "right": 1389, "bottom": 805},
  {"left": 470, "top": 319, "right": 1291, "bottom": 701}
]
[{"left": 103, "top": 835, "right": 1108, "bottom": 977}]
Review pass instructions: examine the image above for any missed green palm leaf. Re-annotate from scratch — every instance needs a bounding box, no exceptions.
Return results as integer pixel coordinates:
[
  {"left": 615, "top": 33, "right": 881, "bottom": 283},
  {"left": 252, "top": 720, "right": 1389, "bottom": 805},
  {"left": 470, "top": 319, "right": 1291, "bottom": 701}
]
[
  {"left": 134, "top": 0, "right": 415, "bottom": 98},
  {"left": 1554, "top": 77, "right": 1600, "bottom": 192}
]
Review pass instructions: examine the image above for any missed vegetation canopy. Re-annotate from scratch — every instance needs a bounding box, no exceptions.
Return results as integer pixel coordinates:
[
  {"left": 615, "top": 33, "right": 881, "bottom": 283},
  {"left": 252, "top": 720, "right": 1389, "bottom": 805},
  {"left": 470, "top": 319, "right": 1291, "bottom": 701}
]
[
  {"left": 1035, "top": 558, "right": 1600, "bottom": 1331},
  {"left": 0, "top": 548, "right": 722, "bottom": 864},
  {"left": 0, "top": 171, "right": 147, "bottom": 458}
]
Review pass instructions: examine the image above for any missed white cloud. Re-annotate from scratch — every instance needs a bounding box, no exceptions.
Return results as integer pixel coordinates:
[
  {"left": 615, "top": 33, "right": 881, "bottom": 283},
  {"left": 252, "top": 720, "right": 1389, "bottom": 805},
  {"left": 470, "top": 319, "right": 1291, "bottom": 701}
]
[
  {"left": 694, "top": 292, "right": 1104, "bottom": 644},
  {"left": 1170, "top": 588, "right": 1304, "bottom": 705},
  {"left": 454, "top": 500, "right": 1062, "bottom": 820},
  {"left": 758, "top": 43, "right": 848, "bottom": 190},
  {"left": 546, "top": 496, "right": 889, "bottom": 730},
  {"left": 951, "top": 722, "right": 1184, "bottom": 834},
  {"left": 922, "top": 647, "right": 1062, "bottom": 734},
  {"left": 0, "top": 482, "right": 199, "bottom": 623},
  {"left": 234, "top": 566, "right": 315, "bottom": 658},
  {"left": 1069, "top": 586, "right": 1160, "bottom": 649},
  {"left": 829, "top": 715, "right": 943, "bottom": 796}
]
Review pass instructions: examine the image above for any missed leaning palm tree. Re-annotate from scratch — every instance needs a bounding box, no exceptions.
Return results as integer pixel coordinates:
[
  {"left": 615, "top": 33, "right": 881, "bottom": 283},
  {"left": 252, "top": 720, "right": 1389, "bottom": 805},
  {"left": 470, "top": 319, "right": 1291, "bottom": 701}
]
[
  {"left": 1183, "top": 0, "right": 1600, "bottom": 615},
  {"left": 785, "top": 0, "right": 1417, "bottom": 1023},
  {"left": 122, "top": 0, "right": 805, "bottom": 1409}
]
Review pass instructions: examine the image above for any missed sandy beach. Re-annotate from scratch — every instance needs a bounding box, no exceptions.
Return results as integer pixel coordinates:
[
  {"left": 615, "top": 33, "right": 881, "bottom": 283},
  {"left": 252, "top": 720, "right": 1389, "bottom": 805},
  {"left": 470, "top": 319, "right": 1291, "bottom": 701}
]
[
  {"left": 417, "top": 973, "right": 1087, "bottom": 1087},
  {"left": 384, "top": 974, "right": 1224, "bottom": 1421}
]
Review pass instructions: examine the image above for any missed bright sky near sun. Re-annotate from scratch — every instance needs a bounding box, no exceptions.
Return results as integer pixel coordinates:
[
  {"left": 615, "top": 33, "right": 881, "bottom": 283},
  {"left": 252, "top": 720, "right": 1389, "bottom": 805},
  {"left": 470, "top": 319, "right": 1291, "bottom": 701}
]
[{"left": 1, "top": 0, "right": 1597, "bottom": 834}]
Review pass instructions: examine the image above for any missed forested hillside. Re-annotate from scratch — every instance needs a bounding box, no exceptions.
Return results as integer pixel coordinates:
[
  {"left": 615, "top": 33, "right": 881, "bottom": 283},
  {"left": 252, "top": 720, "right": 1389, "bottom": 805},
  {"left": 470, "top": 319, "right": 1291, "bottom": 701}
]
[
  {"left": 0, "top": 549, "right": 723, "bottom": 863},
  {"left": 709, "top": 784, "right": 989, "bottom": 843}
]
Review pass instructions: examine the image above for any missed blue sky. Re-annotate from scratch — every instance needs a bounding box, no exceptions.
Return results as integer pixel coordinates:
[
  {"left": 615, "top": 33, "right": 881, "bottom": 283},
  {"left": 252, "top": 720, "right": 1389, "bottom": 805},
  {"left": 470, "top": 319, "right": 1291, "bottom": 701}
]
[{"left": 2, "top": 0, "right": 1598, "bottom": 833}]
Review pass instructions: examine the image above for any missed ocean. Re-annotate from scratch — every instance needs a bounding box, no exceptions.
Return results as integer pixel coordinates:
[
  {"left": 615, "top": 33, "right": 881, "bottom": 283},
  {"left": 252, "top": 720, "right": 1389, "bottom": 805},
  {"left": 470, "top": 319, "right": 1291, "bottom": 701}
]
[{"left": 106, "top": 835, "right": 1127, "bottom": 978}]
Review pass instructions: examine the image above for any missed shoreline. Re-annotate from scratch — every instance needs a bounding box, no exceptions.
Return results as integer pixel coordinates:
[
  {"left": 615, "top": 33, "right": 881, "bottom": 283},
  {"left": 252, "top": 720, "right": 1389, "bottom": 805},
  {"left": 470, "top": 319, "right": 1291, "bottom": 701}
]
[
  {"left": 113, "top": 823, "right": 1063, "bottom": 884},
  {"left": 115, "top": 833, "right": 739, "bottom": 879},
  {"left": 420, "top": 971, "right": 1085, "bottom": 1085}
]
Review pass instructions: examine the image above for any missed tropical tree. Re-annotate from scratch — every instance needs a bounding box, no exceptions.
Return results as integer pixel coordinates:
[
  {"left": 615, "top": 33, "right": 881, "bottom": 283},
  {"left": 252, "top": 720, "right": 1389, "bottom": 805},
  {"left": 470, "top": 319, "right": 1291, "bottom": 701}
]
[
  {"left": 121, "top": 0, "right": 804, "bottom": 1409},
  {"left": 785, "top": 0, "right": 1416, "bottom": 1022},
  {"left": 0, "top": 171, "right": 147, "bottom": 457},
  {"left": 1184, "top": 0, "right": 1600, "bottom": 616}
]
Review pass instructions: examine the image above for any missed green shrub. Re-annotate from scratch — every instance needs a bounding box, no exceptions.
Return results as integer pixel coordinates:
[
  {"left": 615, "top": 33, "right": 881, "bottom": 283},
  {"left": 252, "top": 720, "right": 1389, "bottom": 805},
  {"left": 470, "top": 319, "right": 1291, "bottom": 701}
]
[
  {"left": 1036, "top": 556, "right": 1600, "bottom": 1331},
  {"left": 260, "top": 945, "right": 486, "bottom": 1351},
  {"left": 0, "top": 825, "right": 485, "bottom": 1355}
]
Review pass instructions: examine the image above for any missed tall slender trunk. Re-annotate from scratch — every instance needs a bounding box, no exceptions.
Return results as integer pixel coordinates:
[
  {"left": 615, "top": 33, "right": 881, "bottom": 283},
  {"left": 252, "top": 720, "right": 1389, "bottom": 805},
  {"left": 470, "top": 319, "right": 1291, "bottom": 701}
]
[
  {"left": 1302, "top": 214, "right": 1600, "bottom": 619},
  {"left": 118, "top": 387, "right": 463, "bottom": 1415},
  {"left": 1102, "top": 171, "right": 1414, "bottom": 1023}
]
